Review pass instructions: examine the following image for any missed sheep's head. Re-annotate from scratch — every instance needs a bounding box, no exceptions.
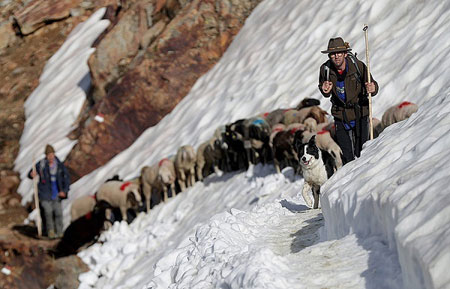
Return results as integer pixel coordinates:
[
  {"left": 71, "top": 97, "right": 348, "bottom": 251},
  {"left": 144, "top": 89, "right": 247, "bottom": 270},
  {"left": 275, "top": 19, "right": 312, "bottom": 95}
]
[
  {"left": 159, "top": 167, "right": 175, "bottom": 184},
  {"left": 127, "top": 185, "right": 143, "bottom": 208}
]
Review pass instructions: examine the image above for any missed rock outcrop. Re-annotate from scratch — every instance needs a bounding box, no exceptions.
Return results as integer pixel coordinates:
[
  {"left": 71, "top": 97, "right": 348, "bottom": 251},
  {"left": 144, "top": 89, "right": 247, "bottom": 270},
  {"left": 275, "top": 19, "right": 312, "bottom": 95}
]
[{"left": 65, "top": 0, "right": 262, "bottom": 181}]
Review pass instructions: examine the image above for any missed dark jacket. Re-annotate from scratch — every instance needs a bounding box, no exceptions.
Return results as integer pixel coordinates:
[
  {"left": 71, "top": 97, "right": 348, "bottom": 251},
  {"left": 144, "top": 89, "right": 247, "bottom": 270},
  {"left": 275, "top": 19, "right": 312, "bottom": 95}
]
[
  {"left": 318, "top": 56, "right": 379, "bottom": 122},
  {"left": 28, "top": 157, "right": 70, "bottom": 201}
]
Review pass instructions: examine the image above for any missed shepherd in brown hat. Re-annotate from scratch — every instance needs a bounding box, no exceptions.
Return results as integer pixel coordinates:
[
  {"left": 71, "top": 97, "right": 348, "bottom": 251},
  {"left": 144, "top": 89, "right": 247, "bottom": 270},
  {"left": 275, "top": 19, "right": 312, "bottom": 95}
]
[
  {"left": 318, "top": 37, "right": 379, "bottom": 164},
  {"left": 28, "top": 144, "right": 70, "bottom": 239}
]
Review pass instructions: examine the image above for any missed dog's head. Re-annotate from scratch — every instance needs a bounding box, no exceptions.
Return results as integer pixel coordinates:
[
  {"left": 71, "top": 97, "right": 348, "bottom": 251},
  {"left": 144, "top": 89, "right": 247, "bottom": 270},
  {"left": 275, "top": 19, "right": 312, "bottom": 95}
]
[{"left": 295, "top": 135, "right": 321, "bottom": 168}]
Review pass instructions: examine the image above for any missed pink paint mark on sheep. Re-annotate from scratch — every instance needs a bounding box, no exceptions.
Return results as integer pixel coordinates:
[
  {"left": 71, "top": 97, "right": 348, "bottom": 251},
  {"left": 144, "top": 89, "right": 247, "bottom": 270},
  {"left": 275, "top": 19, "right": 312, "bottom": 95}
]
[
  {"left": 398, "top": 101, "right": 413, "bottom": 109},
  {"left": 317, "top": 130, "right": 329, "bottom": 135}
]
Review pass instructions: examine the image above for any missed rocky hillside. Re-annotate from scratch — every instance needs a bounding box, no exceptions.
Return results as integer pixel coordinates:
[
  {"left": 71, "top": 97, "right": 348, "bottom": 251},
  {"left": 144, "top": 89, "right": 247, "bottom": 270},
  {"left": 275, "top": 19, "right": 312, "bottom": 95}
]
[{"left": 0, "top": 0, "right": 262, "bottom": 287}]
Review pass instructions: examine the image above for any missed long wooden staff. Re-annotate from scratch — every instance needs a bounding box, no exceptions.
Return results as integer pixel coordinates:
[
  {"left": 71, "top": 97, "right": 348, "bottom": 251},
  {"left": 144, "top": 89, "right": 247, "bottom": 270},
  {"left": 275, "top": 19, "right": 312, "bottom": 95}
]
[
  {"left": 32, "top": 158, "right": 42, "bottom": 237},
  {"left": 363, "top": 24, "right": 374, "bottom": 140}
]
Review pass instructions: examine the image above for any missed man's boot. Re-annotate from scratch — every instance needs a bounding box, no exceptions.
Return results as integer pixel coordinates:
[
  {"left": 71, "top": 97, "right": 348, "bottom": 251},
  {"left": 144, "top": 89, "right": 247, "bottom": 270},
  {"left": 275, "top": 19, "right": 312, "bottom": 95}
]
[{"left": 48, "top": 229, "right": 56, "bottom": 239}]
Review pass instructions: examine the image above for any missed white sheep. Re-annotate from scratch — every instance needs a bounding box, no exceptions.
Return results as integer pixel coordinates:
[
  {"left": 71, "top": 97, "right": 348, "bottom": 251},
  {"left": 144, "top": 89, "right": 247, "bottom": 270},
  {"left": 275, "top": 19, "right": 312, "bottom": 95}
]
[
  {"left": 158, "top": 158, "right": 177, "bottom": 201},
  {"left": 140, "top": 165, "right": 162, "bottom": 212},
  {"left": 175, "top": 145, "right": 197, "bottom": 192},
  {"left": 283, "top": 106, "right": 328, "bottom": 126},
  {"left": 96, "top": 180, "right": 142, "bottom": 222}
]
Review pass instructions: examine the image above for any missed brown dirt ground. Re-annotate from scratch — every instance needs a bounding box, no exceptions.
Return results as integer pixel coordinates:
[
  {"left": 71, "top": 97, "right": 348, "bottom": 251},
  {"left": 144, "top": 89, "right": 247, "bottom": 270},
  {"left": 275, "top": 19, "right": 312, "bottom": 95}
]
[{"left": 0, "top": 206, "right": 89, "bottom": 289}]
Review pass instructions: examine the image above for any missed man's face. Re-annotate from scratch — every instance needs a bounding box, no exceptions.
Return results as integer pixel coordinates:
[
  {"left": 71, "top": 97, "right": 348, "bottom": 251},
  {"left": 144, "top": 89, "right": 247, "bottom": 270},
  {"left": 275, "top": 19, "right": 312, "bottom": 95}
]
[
  {"left": 329, "top": 52, "right": 347, "bottom": 70},
  {"left": 46, "top": 152, "right": 55, "bottom": 163}
]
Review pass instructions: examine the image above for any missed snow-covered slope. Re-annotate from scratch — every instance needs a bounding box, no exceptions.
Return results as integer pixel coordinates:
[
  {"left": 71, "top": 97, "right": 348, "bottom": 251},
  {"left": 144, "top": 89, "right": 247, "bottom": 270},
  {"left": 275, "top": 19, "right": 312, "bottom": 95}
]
[{"left": 322, "top": 91, "right": 450, "bottom": 289}]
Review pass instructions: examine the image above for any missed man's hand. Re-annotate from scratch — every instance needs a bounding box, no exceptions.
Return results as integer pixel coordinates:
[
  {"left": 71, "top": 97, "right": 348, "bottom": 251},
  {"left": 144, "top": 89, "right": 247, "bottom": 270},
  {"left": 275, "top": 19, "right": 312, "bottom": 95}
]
[
  {"left": 365, "top": 82, "right": 376, "bottom": 94},
  {"left": 58, "top": 192, "right": 66, "bottom": 199},
  {"left": 30, "top": 171, "right": 37, "bottom": 178},
  {"left": 322, "top": 81, "right": 333, "bottom": 94}
]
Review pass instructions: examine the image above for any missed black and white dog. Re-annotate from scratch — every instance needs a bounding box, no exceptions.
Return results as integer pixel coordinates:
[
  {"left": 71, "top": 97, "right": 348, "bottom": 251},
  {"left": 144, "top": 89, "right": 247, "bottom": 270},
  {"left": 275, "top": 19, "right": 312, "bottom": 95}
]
[{"left": 294, "top": 134, "right": 337, "bottom": 209}]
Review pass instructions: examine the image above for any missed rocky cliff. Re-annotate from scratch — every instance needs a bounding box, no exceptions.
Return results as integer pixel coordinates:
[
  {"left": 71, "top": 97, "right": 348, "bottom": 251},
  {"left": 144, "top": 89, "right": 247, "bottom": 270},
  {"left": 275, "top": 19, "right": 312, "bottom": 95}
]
[{"left": 65, "top": 0, "right": 262, "bottom": 181}]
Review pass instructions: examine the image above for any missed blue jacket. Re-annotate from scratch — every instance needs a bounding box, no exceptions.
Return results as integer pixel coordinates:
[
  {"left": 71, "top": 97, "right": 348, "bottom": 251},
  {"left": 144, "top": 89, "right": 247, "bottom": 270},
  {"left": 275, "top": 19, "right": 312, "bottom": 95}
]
[{"left": 28, "top": 157, "right": 70, "bottom": 201}]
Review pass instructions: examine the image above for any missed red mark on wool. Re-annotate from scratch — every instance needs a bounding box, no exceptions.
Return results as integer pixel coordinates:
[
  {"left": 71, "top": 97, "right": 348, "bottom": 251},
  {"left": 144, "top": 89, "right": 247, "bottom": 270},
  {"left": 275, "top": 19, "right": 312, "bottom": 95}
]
[
  {"left": 159, "top": 158, "right": 169, "bottom": 167},
  {"left": 317, "top": 130, "right": 329, "bottom": 135},
  {"left": 272, "top": 127, "right": 284, "bottom": 133},
  {"left": 263, "top": 112, "right": 269, "bottom": 117},
  {"left": 289, "top": 127, "right": 301, "bottom": 135},
  {"left": 120, "top": 182, "right": 131, "bottom": 191},
  {"left": 398, "top": 101, "right": 413, "bottom": 109}
]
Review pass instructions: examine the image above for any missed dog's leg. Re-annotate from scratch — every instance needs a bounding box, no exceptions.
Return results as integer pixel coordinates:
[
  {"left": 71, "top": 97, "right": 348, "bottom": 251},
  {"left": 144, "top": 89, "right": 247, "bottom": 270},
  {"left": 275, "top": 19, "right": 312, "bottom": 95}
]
[
  {"left": 312, "top": 185, "right": 320, "bottom": 209},
  {"left": 301, "top": 182, "right": 313, "bottom": 208}
]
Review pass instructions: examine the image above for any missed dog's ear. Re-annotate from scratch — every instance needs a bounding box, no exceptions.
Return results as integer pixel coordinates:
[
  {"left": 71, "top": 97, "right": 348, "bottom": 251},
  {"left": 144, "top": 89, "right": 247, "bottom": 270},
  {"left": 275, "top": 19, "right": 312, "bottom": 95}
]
[{"left": 309, "top": 135, "right": 316, "bottom": 146}]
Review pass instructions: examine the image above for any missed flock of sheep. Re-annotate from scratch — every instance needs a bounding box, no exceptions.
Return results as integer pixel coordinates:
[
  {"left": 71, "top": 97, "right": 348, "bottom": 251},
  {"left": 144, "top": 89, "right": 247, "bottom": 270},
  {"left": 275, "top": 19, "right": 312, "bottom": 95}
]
[{"left": 69, "top": 98, "right": 418, "bottom": 231}]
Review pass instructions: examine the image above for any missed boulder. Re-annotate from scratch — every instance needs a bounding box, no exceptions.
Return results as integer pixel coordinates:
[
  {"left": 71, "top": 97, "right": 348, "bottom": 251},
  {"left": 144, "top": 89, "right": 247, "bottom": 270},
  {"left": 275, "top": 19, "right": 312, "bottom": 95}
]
[{"left": 13, "top": 0, "right": 84, "bottom": 35}]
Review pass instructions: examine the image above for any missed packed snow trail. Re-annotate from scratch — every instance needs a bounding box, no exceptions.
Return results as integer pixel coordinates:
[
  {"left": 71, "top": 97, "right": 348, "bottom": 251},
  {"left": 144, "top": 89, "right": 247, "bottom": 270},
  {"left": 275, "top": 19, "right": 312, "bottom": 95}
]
[{"left": 137, "top": 186, "right": 403, "bottom": 289}]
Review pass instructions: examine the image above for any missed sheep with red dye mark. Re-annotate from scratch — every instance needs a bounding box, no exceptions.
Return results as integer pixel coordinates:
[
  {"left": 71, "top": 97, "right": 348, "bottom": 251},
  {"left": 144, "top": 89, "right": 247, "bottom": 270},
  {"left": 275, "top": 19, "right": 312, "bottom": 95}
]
[
  {"left": 96, "top": 180, "right": 142, "bottom": 223},
  {"left": 269, "top": 123, "right": 286, "bottom": 148},
  {"left": 381, "top": 101, "right": 418, "bottom": 131},
  {"left": 53, "top": 200, "right": 111, "bottom": 258},
  {"left": 302, "top": 130, "right": 343, "bottom": 169},
  {"left": 70, "top": 195, "right": 97, "bottom": 223}
]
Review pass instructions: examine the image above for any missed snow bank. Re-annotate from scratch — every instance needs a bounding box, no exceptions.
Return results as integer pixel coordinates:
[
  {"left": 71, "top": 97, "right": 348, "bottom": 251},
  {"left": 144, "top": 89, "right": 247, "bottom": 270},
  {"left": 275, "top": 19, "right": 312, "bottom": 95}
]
[{"left": 321, "top": 90, "right": 450, "bottom": 289}]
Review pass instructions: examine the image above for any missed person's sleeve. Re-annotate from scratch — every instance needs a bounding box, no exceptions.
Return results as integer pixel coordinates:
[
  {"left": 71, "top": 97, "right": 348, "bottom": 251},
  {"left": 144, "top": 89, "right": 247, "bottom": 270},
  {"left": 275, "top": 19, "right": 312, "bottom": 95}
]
[
  {"left": 62, "top": 165, "right": 71, "bottom": 193},
  {"left": 27, "top": 162, "right": 39, "bottom": 179},
  {"left": 361, "top": 61, "right": 379, "bottom": 96},
  {"left": 318, "top": 64, "right": 331, "bottom": 98}
]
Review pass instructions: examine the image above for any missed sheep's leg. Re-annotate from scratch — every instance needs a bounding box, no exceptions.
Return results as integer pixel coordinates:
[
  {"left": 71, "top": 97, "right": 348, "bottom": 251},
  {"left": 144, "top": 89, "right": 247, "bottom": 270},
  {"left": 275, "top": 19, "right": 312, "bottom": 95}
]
[
  {"left": 120, "top": 206, "right": 128, "bottom": 223},
  {"left": 170, "top": 183, "right": 176, "bottom": 197},
  {"left": 163, "top": 185, "right": 168, "bottom": 202},
  {"left": 213, "top": 164, "right": 223, "bottom": 177},
  {"left": 189, "top": 167, "right": 196, "bottom": 186},
  {"left": 104, "top": 208, "right": 113, "bottom": 230},
  {"left": 274, "top": 159, "right": 281, "bottom": 174},
  {"left": 178, "top": 170, "right": 186, "bottom": 192},
  {"left": 142, "top": 182, "right": 151, "bottom": 213},
  {"left": 196, "top": 163, "right": 204, "bottom": 182}
]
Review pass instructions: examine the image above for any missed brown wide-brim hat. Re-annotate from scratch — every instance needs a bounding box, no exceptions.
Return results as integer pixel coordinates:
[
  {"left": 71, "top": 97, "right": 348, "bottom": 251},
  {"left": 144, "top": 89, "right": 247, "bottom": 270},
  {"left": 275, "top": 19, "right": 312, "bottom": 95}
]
[
  {"left": 321, "top": 37, "right": 352, "bottom": 54},
  {"left": 45, "top": 144, "right": 55, "bottom": 155}
]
